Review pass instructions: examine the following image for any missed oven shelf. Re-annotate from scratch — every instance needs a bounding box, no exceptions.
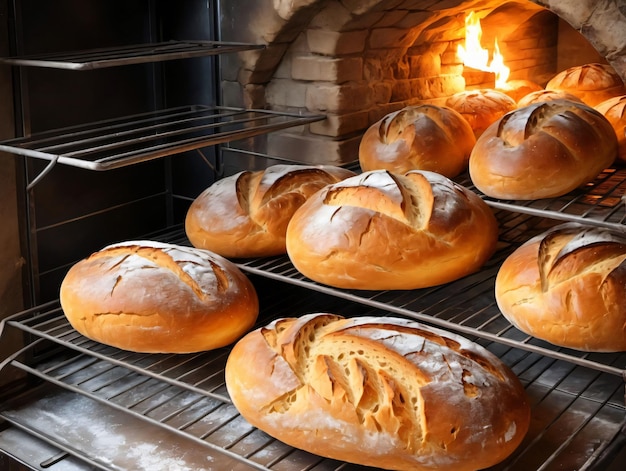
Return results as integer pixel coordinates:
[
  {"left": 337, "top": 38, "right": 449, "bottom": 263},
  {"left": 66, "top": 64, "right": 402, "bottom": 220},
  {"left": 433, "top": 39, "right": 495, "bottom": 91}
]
[
  {"left": 228, "top": 214, "right": 626, "bottom": 379},
  {"left": 456, "top": 166, "right": 626, "bottom": 232},
  {"left": 150, "top": 209, "right": 626, "bottom": 379},
  {"left": 0, "top": 40, "right": 265, "bottom": 70},
  {"left": 0, "top": 105, "right": 325, "bottom": 171},
  {"left": 0, "top": 282, "right": 625, "bottom": 471}
]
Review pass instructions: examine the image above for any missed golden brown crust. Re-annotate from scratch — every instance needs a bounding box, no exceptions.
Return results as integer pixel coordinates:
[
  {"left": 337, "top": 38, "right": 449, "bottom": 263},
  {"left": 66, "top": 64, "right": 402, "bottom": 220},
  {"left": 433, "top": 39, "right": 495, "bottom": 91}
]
[
  {"left": 495, "top": 223, "right": 626, "bottom": 352},
  {"left": 517, "top": 89, "right": 583, "bottom": 107},
  {"left": 595, "top": 95, "right": 626, "bottom": 163},
  {"left": 445, "top": 89, "right": 517, "bottom": 138},
  {"left": 545, "top": 63, "right": 626, "bottom": 106},
  {"left": 358, "top": 104, "right": 476, "bottom": 178},
  {"left": 469, "top": 99, "right": 617, "bottom": 200},
  {"left": 285, "top": 169, "right": 499, "bottom": 290},
  {"left": 59, "top": 241, "right": 259, "bottom": 353},
  {"left": 225, "top": 313, "right": 530, "bottom": 471},
  {"left": 185, "top": 164, "right": 356, "bottom": 258}
]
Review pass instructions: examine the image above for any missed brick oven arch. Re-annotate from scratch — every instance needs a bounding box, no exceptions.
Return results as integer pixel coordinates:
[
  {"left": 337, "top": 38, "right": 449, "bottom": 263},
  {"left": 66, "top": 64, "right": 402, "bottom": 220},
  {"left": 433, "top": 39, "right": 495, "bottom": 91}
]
[{"left": 219, "top": 0, "right": 626, "bottom": 164}]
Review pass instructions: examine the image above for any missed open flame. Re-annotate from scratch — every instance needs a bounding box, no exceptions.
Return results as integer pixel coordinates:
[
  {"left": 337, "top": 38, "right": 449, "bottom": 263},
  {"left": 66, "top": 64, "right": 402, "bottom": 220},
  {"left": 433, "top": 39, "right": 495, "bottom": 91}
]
[{"left": 457, "top": 11, "right": 510, "bottom": 88}]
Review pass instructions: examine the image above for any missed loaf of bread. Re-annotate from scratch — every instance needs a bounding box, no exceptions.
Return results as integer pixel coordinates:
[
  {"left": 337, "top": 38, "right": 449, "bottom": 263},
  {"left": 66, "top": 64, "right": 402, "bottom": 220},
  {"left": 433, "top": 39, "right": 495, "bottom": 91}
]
[
  {"left": 595, "top": 95, "right": 626, "bottom": 163},
  {"left": 185, "top": 164, "right": 355, "bottom": 258},
  {"left": 285, "top": 169, "right": 499, "bottom": 290},
  {"left": 445, "top": 89, "right": 517, "bottom": 138},
  {"left": 545, "top": 63, "right": 626, "bottom": 106},
  {"left": 358, "top": 104, "right": 475, "bottom": 178},
  {"left": 469, "top": 99, "right": 617, "bottom": 200},
  {"left": 225, "top": 313, "right": 530, "bottom": 471},
  {"left": 59, "top": 241, "right": 259, "bottom": 353},
  {"left": 517, "top": 89, "right": 583, "bottom": 107},
  {"left": 495, "top": 223, "right": 626, "bottom": 352}
]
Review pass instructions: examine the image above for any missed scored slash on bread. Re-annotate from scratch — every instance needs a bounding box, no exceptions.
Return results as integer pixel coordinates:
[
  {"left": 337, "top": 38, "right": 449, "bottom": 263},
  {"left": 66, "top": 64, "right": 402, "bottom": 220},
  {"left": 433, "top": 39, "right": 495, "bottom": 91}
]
[
  {"left": 323, "top": 171, "right": 435, "bottom": 229},
  {"left": 537, "top": 224, "right": 626, "bottom": 293},
  {"left": 225, "top": 313, "right": 530, "bottom": 471}
]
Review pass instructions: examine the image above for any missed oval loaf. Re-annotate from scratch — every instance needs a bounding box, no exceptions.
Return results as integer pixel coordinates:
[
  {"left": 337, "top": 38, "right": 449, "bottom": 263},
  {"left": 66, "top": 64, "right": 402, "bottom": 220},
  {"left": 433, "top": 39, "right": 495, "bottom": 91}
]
[
  {"left": 60, "top": 241, "right": 259, "bottom": 353},
  {"left": 285, "top": 169, "right": 499, "bottom": 290},
  {"left": 495, "top": 223, "right": 626, "bottom": 352},
  {"left": 358, "top": 104, "right": 475, "bottom": 178},
  {"left": 225, "top": 313, "right": 531, "bottom": 471},
  {"left": 469, "top": 99, "right": 617, "bottom": 200}
]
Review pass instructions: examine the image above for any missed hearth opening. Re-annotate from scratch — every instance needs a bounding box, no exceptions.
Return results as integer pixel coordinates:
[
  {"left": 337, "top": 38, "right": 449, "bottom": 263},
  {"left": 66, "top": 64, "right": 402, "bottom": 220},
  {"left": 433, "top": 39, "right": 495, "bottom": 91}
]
[{"left": 217, "top": 0, "right": 624, "bottom": 167}]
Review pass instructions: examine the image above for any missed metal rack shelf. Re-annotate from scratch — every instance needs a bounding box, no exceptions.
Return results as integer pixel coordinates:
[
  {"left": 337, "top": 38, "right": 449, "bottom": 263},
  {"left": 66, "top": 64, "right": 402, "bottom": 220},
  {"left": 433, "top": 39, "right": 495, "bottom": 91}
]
[
  {"left": 2, "top": 162, "right": 626, "bottom": 469},
  {"left": 0, "top": 282, "right": 625, "bottom": 470},
  {"left": 0, "top": 40, "right": 265, "bottom": 70},
  {"left": 456, "top": 166, "right": 626, "bottom": 232},
  {"left": 225, "top": 213, "right": 626, "bottom": 379},
  {"left": 0, "top": 105, "right": 325, "bottom": 171}
]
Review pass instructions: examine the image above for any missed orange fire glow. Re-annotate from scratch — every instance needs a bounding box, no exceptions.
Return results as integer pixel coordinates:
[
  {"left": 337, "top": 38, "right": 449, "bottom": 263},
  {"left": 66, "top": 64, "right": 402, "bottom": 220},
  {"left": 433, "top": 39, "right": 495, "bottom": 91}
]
[{"left": 457, "top": 11, "right": 510, "bottom": 88}]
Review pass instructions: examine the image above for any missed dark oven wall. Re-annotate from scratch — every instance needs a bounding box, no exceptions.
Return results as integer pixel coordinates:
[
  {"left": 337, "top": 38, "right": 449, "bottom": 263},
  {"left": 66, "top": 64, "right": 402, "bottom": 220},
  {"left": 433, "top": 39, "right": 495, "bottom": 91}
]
[{"left": 8, "top": 0, "right": 219, "bottom": 306}]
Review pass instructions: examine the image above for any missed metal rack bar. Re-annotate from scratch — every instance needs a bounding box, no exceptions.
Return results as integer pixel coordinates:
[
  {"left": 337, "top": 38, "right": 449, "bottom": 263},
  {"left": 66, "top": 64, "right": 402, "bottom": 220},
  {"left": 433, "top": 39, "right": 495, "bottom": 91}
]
[
  {"left": 0, "top": 40, "right": 265, "bottom": 70},
  {"left": 456, "top": 167, "right": 626, "bottom": 231},
  {"left": 0, "top": 105, "right": 325, "bottom": 171},
  {"left": 1, "top": 308, "right": 624, "bottom": 471}
]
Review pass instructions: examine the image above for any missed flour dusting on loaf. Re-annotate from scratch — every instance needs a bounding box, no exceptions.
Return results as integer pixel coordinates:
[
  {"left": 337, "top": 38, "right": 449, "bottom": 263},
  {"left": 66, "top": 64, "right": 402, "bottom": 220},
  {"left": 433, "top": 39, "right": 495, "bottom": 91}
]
[
  {"left": 286, "top": 169, "right": 499, "bottom": 290},
  {"left": 225, "top": 313, "right": 530, "bottom": 471},
  {"left": 60, "top": 241, "right": 259, "bottom": 353},
  {"left": 185, "top": 164, "right": 355, "bottom": 258}
]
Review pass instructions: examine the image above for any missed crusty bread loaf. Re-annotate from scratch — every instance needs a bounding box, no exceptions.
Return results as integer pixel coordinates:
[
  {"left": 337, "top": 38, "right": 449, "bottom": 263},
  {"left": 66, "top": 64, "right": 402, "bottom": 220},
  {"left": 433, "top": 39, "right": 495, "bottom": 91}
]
[
  {"left": 545, "top": 63, "right": 626, "bottom": 106},
  {"left": 358, "top": 104, "right": 475, "bottom": 178},
  {"left": 185, "top": 164, "right": 355, "bottom": 258},
  {"left": 445, "top": 89, "right": 517, "bottom": 138},
  {"left": 517, "top": 89, "right": 583, "bottom": 107},
  {"left": 225, "top": 313, "right": 530, "bottom": 471},
  {"left": 469, "top": 99, "right": 617, "bottom": 200},
  {"left": 59, "top": 241, "right": 259, "bottom": 353},
  {"left": 285, "top": 169, "right": 499, "bottom": 290},
  {"left": 495, "top": 223, "right": 626, "bottom": 352},
  {"left": 595, "top": 95, "right": 626, "bottom": 163}
]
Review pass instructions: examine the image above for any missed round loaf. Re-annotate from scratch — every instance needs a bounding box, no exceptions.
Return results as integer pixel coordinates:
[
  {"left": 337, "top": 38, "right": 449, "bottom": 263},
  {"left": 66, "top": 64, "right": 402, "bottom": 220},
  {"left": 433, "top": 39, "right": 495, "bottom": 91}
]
[
  {"left": 59, "top": 241, "right": 259, "bottom": 353},
  {"left": 595, "top": 95, "right": 626, "bottom": 163},
  {"left": 185, "top": 164, "right": 356, "bottom": 258},
  {"left": 469, "top": 99, "right": 617, "bottom": 200},
  {"left": 358, "top": 104, "right": 475, "bottom": 178},
  {"left": 445, "top": 89, "right": 517, "bottom": 138},
  {"left": 545, "top": 63, "right": 626, "bottom": 106},
  {"left": 285, "top": 169, "right": 499, "bottom": 290},
  {"left": 495, "top": 223, "right": 626, "bottom": 352},
  {"left": 225, "top": 313, "right": 530, "bottom": 471},
  {"left": 517, "top": 89, "right": 583, "bottom": 107}
]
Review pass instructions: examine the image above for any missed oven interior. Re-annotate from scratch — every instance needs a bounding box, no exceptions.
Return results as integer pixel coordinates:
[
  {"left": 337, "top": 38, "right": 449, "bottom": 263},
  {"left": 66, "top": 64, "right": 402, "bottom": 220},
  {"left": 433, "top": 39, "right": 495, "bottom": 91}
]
[{"left": 0, "top": 0, "right": 625, "bottom": 470}]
